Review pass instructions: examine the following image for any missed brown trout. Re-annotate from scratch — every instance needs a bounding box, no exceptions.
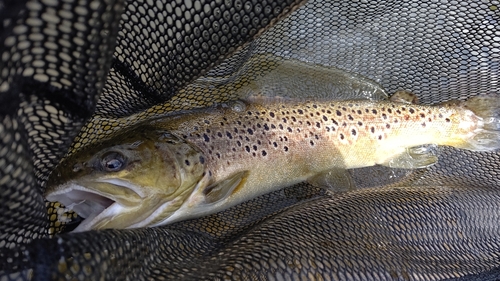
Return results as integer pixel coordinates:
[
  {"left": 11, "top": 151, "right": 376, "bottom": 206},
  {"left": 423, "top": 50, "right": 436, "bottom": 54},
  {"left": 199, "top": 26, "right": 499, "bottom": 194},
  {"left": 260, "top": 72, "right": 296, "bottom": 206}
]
[{"left": 45, "top": 94, "right": 500, "bottom": 232}]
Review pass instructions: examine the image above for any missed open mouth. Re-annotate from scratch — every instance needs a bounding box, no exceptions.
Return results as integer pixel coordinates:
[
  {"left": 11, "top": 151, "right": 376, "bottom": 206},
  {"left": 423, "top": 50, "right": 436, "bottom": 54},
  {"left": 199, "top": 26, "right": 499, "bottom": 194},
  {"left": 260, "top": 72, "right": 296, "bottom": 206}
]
[{"left": 45, "top": 184, "right": 118, "bottom": 232}]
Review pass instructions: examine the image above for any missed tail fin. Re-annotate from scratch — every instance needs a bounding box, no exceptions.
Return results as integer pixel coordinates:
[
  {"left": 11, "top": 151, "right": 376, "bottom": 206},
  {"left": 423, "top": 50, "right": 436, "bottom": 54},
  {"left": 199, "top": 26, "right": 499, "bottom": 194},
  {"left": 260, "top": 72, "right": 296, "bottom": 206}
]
[{"left": 461, "top": 94, "right": 500, "bottom": 151}]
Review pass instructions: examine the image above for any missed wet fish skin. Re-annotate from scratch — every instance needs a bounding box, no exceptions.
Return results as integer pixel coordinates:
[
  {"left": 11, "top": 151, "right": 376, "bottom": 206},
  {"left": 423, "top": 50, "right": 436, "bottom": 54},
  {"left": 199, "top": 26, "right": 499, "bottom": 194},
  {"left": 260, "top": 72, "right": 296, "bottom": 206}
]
[{"left": 45, "top": 95, "right": 500, "bottom": 231}]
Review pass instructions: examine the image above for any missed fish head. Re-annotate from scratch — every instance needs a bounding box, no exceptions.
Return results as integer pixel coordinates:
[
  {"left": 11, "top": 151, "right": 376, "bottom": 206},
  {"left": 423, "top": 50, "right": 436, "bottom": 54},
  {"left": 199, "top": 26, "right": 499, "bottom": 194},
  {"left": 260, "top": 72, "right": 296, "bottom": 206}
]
[{"left": 45, "top": 127, "right": 207, "bottom": 232}]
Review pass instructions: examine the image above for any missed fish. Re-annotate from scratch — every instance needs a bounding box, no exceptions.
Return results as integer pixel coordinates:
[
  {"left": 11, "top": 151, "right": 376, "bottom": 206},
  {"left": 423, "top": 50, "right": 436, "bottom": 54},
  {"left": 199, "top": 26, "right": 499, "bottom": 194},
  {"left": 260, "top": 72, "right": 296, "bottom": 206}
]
[{"left": 45, "top": 94, "right": 500, "bottom": 232}]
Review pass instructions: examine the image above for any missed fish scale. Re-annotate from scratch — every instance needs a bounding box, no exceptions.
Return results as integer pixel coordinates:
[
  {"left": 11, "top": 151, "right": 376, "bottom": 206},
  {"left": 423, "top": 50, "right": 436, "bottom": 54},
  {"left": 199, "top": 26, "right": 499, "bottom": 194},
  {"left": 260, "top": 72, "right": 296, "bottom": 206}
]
[
  {"left": 173, "top": 98, "right": 459, "bottom": 184},
  {"left": 45, "top": 95, "right": 500, "bottom": 231}
]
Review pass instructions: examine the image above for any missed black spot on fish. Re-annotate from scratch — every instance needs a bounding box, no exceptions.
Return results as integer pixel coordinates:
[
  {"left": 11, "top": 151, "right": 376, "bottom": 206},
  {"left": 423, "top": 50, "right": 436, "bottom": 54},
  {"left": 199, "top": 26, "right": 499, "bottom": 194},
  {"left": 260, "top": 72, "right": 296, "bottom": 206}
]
[
  {"left": 316, "top": 122, "right": 321, "bottom": 128},
  {"left": 336, "top": 110, "right": 342, "bottom": 116},
  {"left": 257, "top": 140, "right": 261, "bottom": 145},
  {"left": 282, "top": 118, "right": 287, "bottom": 123},
  {"left": 378, "top": 135, "right": 382, "bottom": 140},
  {"left": 365, "top": 109, "right": 369, "bottom": 113},
  {"left": 262, "top": 150, "right": 267, "bottom": 156},
  {"left": 315, "top": 134, "right": 319, "bottom": 140},
  {"left": 409, "top": 108, "right": 415, "bottom": 114},
  {"left": 387, "top": 108, "right": 392, "bottom": 114},
  {"left": 199, "top": 156, "right": 205, "bottom": 164},
  {"left": 217, "top": 132, "right": 222, "bottom": 138},
  {"left": 237, "top": 141, "right": 241, "bottom": 147},
  {"left": 270, "top": 112, "right": 275, "bottom": 118},
  {"left": 204, "top": 120, "right": 210, "bottom": 124},
  {"left": 206, "top": 129, "right": 211, "bottom": 133},
  {"left": 322, "top": 115, "right": 328, "bottom": 121},
  {"left": 262, "top": 124, "right": 269, "bottom": 131},
  {"left": 342, "top": 107, "right": 347, "bottom": 111},
  {"left": 358, "top": 121, "right": 363, "bottom": 126},
  {"left": 326, "top": 127, "right": 330, "bottom": 132},
  {"left": 287, "top": 127, "right": 293, "bottom": 132},
  {"left": 253, "top": 145, "right": 258, "bottom": 151},
  {"left": 245, "top": 136, "right": 250, "bottom": 141},
  {"left": 216, "top": 153, "right": 221, "bottom": 159},
  {"left": 331, "top": 119, "right": 338, "bottom": 126},
  {"left": 273, "top": 142, "right": 278, "bottom": 147},
  {"left": 386, "top": 124, "right": 390, "bottom": 129},
  {"left": 203, "top": 134, "right": 210, "bottom": 142},
  {"left": 247, "top": 111, "right": 252, "bottom": 115},
  {"left": 348, "top": 115, "right": 354, "bottom": 121},
  {"left": 438, "top": 113, "right": 443, "bottom": 118},
  {"left": 279, "top": 124, "right": 283, "bottom": 130},
  {"left": 237, "top": 121, "right": 241, "bottom": 125},
  {"left": 185, "top": 160, "right": 190, "bottom": 166},
  {"left": 313, "top": 104, "right": 318, "bottom": 109},
  {"left": 396, "top": 109, "right": 401, "bottom": 114},
  {"left": 310, "top": 140, "right": 314, "bottom": 146},
  {"left": 284, "top": 146, "right": 289, "bottom": 152},
  {"left": 226, "top": 132, "right": 233, "bottom": 139},
  {"left": 342, "top": 122, "right": 347, "bottom": 127},
  {"left": 307, "top": 121, "right": 311, "bottom": 126},
  {"left": 445, "top": 118, "right": 451, "bottom": 122},
  {"left": 351, "top": 129, "right": 356, "bottom": 136},
  {"left": 420, "top": 113, "right": 425, "bottom": 118},
  {"left": 247, "top": 128, "right": 254, "bottom": 135},
  {"left": 298, "top": 109, "right": 304, "bottom": 114},
  {"left": 372, "top": 109, "right": 377, "bottom": 114},
  {"left": 252, "top": 152, "right": 256, "bottom": 157},
  {"left": 371, "top": 127, "right": 375, "bottom": 133},
  {"left": 357, "top": 110, "right": 362, "bottom": 114},
  {"left": 245, "top": 146, "right": 250, "bottom": 152},
  {"left": 340, "top": 134, "right": 345, "bottom": 140},
  {"left": 257, "top": 123, "right": 261, "bottom": 128},
  {"left": 327, "top": 110, "right": 332, "bottom": 114},
  {"left": 291, "top": 116, "right": 297, "bottom": 122},
  {"left": 220, "top": 122, "right": 224, "bottom": 126},
  {"left": 421, "top": 122, "right": 426, "bottom": 127},
  {"left": 271, "top": 124, "right": 276, "bottom": 129},
  {"left": 382, "top": 114, "right": 387, "bottom": 119}
]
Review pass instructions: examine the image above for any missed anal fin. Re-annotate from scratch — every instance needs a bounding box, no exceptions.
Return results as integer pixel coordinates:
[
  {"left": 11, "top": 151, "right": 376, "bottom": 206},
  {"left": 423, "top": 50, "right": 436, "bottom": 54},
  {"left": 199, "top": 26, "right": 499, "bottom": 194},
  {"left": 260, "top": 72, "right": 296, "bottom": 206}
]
[
  {"left": 203, "top": 171, "right": 248, "bottom": 204},
  {"left": 307, "top": 168, "right": 355, "bottom": 193},
  {"left": 380, "top": 145, "right": 438, "bottom": 169}
]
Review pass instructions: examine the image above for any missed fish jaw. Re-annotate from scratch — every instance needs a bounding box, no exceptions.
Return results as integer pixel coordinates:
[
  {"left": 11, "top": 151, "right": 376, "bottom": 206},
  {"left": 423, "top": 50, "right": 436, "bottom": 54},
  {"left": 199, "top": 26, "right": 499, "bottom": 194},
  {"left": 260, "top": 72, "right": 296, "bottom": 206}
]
[{"left": 45, "top": 180, "right": 146, "bottom": 232}]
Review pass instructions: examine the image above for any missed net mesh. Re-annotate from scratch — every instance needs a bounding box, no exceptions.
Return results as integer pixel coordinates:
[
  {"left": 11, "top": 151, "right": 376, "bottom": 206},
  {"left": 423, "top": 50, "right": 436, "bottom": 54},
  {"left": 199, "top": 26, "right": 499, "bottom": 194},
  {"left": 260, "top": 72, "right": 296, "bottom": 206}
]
[{"left": 1, "top": 0, "right": 500, "bottom": 280}]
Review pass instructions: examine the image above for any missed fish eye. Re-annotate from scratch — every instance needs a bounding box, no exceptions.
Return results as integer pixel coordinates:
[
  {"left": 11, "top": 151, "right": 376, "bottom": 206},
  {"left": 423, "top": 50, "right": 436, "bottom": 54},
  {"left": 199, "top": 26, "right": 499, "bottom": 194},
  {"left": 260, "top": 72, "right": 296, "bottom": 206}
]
[{"left": 100, "top": 151, "right": 126, "bottom": 172}]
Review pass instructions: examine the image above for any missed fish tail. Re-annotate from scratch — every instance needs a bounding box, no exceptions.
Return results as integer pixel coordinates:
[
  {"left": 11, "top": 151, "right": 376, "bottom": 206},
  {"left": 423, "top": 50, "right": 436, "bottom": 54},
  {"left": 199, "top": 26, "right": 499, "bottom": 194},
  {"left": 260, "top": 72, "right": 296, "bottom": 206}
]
[{"left": 461, "top": 94, "right": 500, "bottom": 151}]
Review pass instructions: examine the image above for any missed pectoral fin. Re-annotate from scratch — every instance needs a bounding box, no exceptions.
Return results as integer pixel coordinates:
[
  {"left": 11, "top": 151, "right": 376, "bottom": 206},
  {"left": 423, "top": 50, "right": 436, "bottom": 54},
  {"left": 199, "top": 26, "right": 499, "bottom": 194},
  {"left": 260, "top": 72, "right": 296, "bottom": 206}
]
[
  {"left": 380, "top": 146, "right": 438, "bottom": 169},
  {"left": 307, "top": 168, "right": 355, "bottom": 192},
  {"left": 203, "top": 171, "right": 248, "bottom": 204}
]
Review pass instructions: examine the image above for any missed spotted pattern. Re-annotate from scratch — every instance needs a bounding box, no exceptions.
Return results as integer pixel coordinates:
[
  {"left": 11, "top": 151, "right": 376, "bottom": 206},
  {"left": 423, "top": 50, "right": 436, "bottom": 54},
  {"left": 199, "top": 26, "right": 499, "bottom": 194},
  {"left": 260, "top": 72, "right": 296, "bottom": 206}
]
[{"left": 177, "top": 99, "right": 455, "bottom": 175}]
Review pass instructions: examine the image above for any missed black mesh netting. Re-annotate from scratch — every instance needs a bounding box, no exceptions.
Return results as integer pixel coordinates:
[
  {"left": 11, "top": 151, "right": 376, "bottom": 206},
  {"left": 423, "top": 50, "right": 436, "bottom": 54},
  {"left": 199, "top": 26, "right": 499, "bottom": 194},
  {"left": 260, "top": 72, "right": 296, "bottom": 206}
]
[{"left": 1, "top": 0, "right": 500, "bottom": 280}]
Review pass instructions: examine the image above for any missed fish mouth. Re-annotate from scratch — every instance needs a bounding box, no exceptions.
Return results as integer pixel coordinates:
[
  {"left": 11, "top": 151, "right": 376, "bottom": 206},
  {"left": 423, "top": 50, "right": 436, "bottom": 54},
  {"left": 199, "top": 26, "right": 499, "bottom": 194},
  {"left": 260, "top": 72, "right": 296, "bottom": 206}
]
[{"left": 45, "top": 180, "right": 141, "bottom": 232}]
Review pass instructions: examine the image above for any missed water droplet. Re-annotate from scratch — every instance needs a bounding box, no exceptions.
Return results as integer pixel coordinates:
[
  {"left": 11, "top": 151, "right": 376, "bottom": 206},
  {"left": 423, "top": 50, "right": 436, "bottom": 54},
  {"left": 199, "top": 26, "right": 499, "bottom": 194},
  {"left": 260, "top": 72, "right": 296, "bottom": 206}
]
[{"left": 230, "top": 100, "right": 246, "bottom": 112}]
